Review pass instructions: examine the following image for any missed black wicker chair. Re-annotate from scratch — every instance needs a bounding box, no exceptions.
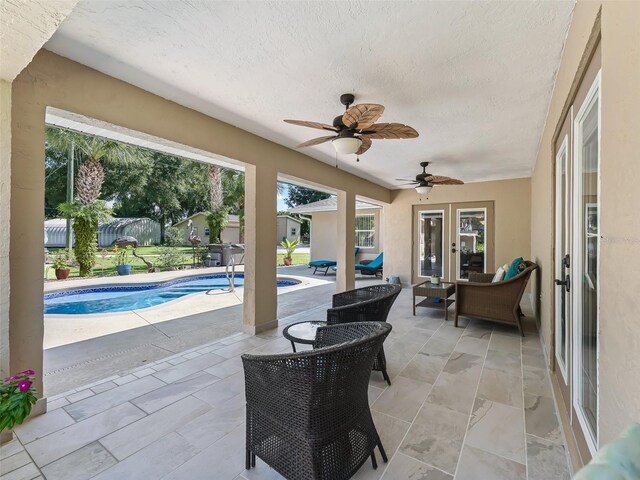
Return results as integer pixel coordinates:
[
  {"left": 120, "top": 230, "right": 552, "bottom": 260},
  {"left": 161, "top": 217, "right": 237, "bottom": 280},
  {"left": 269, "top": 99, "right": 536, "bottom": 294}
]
[
  {"left": 326, "top": 284, "right": 401, "bottom": 385},
  {"left": 242, "top": 322, "right": 392, "bottom": 480}
]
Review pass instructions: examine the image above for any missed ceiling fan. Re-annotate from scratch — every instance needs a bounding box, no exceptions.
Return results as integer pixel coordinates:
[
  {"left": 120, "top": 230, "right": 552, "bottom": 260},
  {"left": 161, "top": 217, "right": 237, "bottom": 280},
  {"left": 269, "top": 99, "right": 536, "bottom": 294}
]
[
  {"left": 284, "top": 93, "right": 419, "bottom": 156},
  {"left": 396, "top": 162, "right": 464, "bottom": 194}
]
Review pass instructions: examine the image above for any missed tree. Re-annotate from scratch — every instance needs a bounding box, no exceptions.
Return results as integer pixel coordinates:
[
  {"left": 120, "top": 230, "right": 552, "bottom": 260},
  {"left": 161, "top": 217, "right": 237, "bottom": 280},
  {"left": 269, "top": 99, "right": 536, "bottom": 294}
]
[
  {"left": 113, "top": 154, "right": 189, "bottom": 242},
  {"left": 45, "top": 127, "right": 151, "bottom": 205},
  {"left": 206, "top": 165, "right": 229, "bottom": 243},
  {"left": 58, "top": 201, "right": 112, "bottom": 276},
  {"left": 284, "top": 185, "right": 330, "bottom": 208},
  {"left": 46, "top": 127, "right": 151, "bottom": 276}
]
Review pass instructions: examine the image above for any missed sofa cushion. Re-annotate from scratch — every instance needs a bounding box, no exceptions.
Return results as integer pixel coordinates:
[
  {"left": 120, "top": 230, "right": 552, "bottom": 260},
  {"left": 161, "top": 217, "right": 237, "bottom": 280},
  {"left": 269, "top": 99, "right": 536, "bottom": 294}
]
[{"left": 504, "top": 257, "right": 525, "bottom": 280}]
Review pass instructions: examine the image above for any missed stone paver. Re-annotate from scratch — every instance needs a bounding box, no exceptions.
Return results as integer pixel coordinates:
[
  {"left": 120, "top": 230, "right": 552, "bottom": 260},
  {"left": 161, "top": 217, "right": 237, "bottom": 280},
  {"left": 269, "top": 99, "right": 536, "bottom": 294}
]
[{"left": 4, "top": 287, "right": 571, "bottom": 480}]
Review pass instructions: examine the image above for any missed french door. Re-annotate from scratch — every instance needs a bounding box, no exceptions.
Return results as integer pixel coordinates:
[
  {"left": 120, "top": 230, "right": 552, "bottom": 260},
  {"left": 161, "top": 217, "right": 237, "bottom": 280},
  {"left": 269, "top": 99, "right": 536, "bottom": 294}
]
[
  {"left": 412, "top": 202, "right": 494, "bottom": 284},
  {"left": 553, "top": 71, "right": 600, "bottom": 458}
]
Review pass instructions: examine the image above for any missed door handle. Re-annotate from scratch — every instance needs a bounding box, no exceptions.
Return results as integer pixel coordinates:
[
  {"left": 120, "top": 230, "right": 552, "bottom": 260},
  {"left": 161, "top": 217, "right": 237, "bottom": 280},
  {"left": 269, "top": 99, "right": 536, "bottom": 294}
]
[
  {"left": 554, "top": 275, "right": 570, "bottom": 293},
  {"left": 451, "top": 247, "right": 457, "bottom": 253}
]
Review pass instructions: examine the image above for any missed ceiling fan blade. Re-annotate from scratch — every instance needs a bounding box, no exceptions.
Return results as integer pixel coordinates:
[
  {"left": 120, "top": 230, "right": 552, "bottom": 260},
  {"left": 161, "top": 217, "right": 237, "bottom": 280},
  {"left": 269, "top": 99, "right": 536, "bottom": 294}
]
[
  {"left": 361, "top": 123, "right": 419, "bottom": 139},
  {"left": 296, "top": 135, "right": 336, "bottom": 148},
  {"left": 395, "top": 178, "right": 418, "bottom": 183},
  {"left": 284, "top": 119, "right": 337, "bottom": 132},
  {"left": 426, "top": 175, "right": 464, "bottom": 185},
  {"left": 342, "top": 104, "right": 385, "bottom": 129},
  {"left": 356, "top": 136, "right": 372, "bottom": 155},
  {"left": 396, "top": 182, "right": 419, "bottom": 186}
]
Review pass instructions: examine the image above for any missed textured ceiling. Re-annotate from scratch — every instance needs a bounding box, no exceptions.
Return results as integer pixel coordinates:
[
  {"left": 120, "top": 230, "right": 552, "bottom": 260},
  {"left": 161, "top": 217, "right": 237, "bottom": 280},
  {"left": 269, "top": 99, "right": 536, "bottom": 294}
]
[
  {"left": 0, "top": 0, "right": 78, "bottom": 81},
  {"left": 46, "top": 0, "right": 574, "bottom": 188}
]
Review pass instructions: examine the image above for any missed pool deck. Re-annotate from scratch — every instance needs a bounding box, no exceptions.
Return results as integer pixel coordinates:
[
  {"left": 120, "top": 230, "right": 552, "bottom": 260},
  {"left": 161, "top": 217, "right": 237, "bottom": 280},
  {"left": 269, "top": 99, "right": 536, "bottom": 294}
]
[{"left": 43, "top": 266, "right": 376, "bottom": 396}]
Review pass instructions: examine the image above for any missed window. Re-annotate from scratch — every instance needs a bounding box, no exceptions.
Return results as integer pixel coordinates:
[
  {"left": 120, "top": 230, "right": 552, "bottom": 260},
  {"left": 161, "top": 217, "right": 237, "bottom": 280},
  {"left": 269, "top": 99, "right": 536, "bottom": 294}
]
[
  {"left": 355, "top": 214, "right": 375, "bottom": 248},
  {"left": 204, "top": 227, "right": 209, "bottom": 236},
  {"left": 291, "top": 227, "right": 297, "bottom": 236}
]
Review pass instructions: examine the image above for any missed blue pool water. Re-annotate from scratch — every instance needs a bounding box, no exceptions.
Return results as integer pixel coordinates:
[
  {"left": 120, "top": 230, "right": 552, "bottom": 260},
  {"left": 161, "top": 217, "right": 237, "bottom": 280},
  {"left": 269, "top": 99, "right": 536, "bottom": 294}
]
[{"left": 44, "top": 274, "right": 300, "bottom": 315}]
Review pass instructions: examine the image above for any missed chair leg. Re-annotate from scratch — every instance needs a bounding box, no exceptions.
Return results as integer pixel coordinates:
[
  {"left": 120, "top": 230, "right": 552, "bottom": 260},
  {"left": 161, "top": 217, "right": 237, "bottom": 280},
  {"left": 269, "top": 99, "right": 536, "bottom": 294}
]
[
  {"left": 251, "top": 452, "right": 256, "bottom": 468},
  {"left": 515, "top": 314, "right": 525, "bottom": 337},
  {"left": 245, "top": 449, "right": 251, "bottom": 470},
  {"left": 371, "top": 451, "right": 378, "bottom": 469},
  {"left": 382, "top": 368, "right": 391, "bottom": 386},
  {"left": 378, "top": 439, "right": 388, "bottom": 463}
]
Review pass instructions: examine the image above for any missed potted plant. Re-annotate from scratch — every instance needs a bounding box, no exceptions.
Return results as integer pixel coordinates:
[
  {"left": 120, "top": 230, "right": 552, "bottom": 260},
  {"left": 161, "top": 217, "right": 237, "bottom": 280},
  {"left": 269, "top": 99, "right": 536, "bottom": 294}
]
[
  {"left": 280, "top": 238, "right": 299, "bottom": 266},
  {"left": 113, "top": 245, "right": 133, "bottom": 275},
  {"left": 52, "top": 250, "right": 71, "bottom": 280},
  {"left": 1, "top": 370, "right": 38, "bottom": 444}
]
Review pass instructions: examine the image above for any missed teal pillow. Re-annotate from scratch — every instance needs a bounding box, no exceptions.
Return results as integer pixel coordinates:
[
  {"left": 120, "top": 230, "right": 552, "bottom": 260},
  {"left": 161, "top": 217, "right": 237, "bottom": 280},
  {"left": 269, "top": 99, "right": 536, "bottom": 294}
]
[{"left": 504, "top": 257, "right": 524, "bottom": 280}]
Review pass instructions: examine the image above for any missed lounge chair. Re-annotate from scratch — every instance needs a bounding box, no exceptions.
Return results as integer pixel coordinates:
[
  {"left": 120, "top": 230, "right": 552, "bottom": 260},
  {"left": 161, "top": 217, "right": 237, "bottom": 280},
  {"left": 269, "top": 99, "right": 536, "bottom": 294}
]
[
  {"left": 356, "top": 252, "right": 384, "bottom": 277},
  {"left": 331, "top": 251, "right": 384, "bottom": 277},
  {"left": 308, "top": 247, "right": 359, "bottom": 275}
]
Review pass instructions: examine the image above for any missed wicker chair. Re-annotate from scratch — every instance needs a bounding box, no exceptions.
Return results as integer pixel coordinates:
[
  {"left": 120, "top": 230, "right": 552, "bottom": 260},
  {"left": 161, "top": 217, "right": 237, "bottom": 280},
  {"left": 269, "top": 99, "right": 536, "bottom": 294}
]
[
  {"left": 454, "top": 261, "right": 538, "bottom": 336},
  {"left": 326, "top": 284, "right": 402, "bottom": 385},
  {"left": 242, "top": 322, "right": 392, "bottom": 480}
]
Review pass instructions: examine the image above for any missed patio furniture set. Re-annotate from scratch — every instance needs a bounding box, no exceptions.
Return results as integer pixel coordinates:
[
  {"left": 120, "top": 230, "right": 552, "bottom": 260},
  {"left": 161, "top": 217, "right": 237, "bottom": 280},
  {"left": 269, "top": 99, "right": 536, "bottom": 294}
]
[{"left": 241, "top": 260, "right": 536, "bottom": 479}]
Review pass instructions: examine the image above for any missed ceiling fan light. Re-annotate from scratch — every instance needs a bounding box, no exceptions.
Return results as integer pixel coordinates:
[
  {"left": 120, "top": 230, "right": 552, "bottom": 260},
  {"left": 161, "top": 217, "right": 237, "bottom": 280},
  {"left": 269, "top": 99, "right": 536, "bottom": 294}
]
[
  {"left": 332, "top": 136, "right": 362, "bottom": 154},
  {"left": 415, "top": 184, "right": 433, "bottom": 195}
]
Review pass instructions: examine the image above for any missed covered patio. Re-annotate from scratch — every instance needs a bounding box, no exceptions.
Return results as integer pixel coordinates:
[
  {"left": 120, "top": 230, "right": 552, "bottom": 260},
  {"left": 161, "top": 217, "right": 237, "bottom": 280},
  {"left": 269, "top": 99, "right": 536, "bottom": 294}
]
[
  {"left": 4, "top": 288, "right": 569, "bottom": 480},
  {"left": 1, "top": 1, "right": 639, "bottom": 479}
]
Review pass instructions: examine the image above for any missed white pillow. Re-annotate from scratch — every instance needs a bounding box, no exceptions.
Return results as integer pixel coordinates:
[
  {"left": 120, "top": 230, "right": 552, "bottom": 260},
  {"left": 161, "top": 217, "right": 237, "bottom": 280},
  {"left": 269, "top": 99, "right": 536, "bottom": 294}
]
[{"left": 492, "top": 267, "right": 506, "bottom": 283}]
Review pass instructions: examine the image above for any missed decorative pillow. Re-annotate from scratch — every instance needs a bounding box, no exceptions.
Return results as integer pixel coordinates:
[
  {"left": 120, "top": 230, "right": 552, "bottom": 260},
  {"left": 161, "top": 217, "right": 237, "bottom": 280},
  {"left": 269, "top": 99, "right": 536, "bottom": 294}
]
[
  {"left": 504, "top": 257, "right": 525, "bottom": 280},
  {"left": 492, "top": 267, "right": 506, "bottom": 283}
]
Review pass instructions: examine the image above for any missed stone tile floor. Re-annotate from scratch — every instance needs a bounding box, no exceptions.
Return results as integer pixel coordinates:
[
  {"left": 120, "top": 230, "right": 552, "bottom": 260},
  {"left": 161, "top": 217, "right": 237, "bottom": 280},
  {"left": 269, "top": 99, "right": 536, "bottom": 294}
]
[{"left": 1, "top": 289, "right": 571, "bottom": 479}]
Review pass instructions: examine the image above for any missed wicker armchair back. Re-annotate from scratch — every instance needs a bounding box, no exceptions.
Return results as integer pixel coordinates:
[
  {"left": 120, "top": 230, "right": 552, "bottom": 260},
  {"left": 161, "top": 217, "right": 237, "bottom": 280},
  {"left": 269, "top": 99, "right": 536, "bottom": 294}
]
[
  {"left": 326, "top": 283, "right": 401, "bottom": 385},
  {"left": 455, "top": 261, "right": 538, "bottom": 336},
  {"left": 242, "top": 322, "right": 392, "bottom": 480}
]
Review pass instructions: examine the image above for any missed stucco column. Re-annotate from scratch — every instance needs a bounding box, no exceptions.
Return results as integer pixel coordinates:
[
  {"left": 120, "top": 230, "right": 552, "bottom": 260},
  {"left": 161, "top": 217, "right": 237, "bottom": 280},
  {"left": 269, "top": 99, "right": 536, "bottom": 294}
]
[
  {"left": 9, "top": 86, "right": 46, "bottom": 409},
  {"left": 0, "top": 81, "right": 11, "bottom": 380},
  {"left": 336, "top": 190, "right": 356, "bottom": 292},
  {"left": 242, "top": 164, "right": 278, "bottom": 334}
]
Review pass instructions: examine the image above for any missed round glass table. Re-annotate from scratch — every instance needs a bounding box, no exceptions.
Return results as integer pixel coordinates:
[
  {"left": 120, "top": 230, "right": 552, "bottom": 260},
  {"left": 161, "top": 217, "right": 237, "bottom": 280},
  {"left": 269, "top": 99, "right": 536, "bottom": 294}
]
[{"left": 282, "top": 320, "right": 327, "bottom": 352}]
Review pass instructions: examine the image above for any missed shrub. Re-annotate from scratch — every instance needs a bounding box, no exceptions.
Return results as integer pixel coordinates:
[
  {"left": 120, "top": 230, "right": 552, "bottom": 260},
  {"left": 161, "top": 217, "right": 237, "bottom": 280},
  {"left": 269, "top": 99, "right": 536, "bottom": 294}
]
[
  {"left": 164, "top": 226, "right": 182, "bottom": 247},
  {"left": 58, "top": 201, "right": 112, "bottom": 276},
  {"left": 206, "top": 207, "right": 230, "bottom": 244},
  {"left": 157, "top": 246, "right": 184, "bottom": 271}
]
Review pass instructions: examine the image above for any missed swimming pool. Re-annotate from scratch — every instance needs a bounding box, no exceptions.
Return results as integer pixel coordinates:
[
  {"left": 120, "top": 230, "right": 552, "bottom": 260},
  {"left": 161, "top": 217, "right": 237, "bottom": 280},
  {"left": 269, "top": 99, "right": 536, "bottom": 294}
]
[{"left": 44, "top": 274, "right": 300, "bottom": 315}]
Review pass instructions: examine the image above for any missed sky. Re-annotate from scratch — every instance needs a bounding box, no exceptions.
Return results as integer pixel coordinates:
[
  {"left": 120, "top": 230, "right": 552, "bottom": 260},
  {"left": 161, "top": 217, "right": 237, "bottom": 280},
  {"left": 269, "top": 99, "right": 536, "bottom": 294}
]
[{"left": 277, "top": 183, "right": 289, "bottom": 211}]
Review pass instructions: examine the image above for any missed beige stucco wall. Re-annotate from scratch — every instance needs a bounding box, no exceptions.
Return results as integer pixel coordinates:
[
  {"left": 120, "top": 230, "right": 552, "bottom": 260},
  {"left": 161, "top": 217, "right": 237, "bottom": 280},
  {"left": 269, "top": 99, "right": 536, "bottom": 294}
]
[
  {"left": 309, "top": 208, "right": 383, "bottom": 262},
  {"left": 384, "top": 178, "right": 531, "bottom": 285},
  {"left": 531, "top": 1, "right": 640, "bottom": 445},
  {"left": 0, "top": 80, "right": 10, "bottom": 378}
]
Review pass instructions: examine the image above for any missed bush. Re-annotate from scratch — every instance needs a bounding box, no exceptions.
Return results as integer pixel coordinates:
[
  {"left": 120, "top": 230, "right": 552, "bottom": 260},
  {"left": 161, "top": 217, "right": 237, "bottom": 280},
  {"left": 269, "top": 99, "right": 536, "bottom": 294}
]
[
  {"left": 165, "top": 226, "right": 182, "bottom": 247},
  {"left": 206, "top": 207, "right": 230, "bottom": 244},
  {"left": 58, "top": 201, "right": 112, "bottom": 276},
  {"left": 157, "top": 246, "right": 184, "bottom": 271}
]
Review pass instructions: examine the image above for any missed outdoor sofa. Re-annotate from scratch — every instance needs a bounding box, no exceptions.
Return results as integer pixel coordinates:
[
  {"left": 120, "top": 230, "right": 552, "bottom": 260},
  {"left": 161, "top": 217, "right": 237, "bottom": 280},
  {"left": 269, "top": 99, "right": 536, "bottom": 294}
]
[{"left": 455, "top": 260, "right": 538, "bottom": 336}]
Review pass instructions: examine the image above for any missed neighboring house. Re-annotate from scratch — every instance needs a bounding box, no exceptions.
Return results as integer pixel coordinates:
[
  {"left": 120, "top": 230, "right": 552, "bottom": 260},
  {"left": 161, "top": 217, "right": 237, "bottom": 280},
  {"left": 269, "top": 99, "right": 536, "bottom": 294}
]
[
  {"left": 44, "top": 217, "right": 161, "bottom": 247},
  {"left": 277, "top": 215, "right": 302, "bottom": 244},
  {"left": 173, "top": 212, "right": 241, "bottom": 245},
  {"left": 288, "top": 197, "right": 383, "bottom": 262}
]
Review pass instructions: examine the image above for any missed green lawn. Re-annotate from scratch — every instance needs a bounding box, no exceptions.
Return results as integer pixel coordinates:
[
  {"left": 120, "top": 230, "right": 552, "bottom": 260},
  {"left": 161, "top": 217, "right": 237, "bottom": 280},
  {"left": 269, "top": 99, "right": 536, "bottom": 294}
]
[{"left": 45, "top": 249, "right": 310, "bottom": 279}]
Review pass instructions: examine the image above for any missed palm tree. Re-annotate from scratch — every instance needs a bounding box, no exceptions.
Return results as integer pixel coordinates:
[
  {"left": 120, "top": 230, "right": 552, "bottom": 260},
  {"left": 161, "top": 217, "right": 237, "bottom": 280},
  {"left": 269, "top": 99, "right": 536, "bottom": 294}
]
[
  {"left": 47, "top": 127, "right": 151, "bottom": 276},
  {"left": 45, "top": 127, "right": 151, "bottom": 205}
]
